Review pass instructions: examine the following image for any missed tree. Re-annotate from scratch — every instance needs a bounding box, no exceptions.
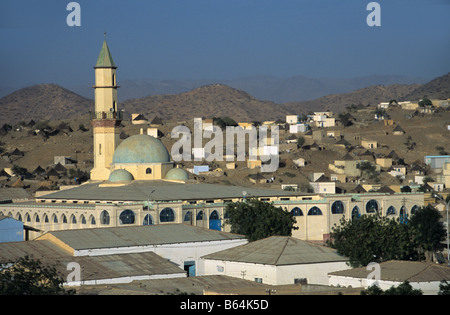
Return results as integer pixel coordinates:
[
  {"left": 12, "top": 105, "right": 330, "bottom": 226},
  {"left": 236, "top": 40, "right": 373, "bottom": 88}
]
[
  {"left": 296, "top": 136, "right": 305, "bottom": 148},
  {"left": 0, "top": 255, "right": 75, "bottom": 295},
  {"left": 409, "top": 205, "right": 447, "bottom": 262},
  {"left": 438, "top": 281, "right": 450, "bottom": 295},
  {"left": 328, "top": 214, "right": 417, "bottom": 268},
  {"left": 361, "top": 281, "right": 422, "bottom": 295},
  {"left": 224, "top": 198, "right": 298, "bottom": 242}
]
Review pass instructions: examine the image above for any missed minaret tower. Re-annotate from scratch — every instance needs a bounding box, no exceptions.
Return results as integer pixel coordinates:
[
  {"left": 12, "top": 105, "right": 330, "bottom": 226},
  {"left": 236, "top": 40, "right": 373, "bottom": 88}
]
[{"left": 90, "top": 34, "right": 121, "bottom": 181}]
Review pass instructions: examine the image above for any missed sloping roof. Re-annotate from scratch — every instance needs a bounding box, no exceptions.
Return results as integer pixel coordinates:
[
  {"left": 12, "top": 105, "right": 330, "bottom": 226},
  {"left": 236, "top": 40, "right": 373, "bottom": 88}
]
[
  {"left": 202, "top": 236, "right": 348, "bottom": 266},
  {"left": 0, "top": 240, "right": 184, "bottom": 281},
  {"left": 38, "top": 224, "right": 245, "bottom": 251},
  {"left": 39, "top": 180, "right": 311, "bottom": 202},
  {"left": 95, "top": 39, "right": 116, "bottom": 68},
  {"left": 315, "top": 175, "right": 331, "bottom": 182},
  {"left": 393, "top": 125, "right": 405, "bottom": 132},
  {"left": 329, "top": 260, "right": 450, "bottom": 282}
]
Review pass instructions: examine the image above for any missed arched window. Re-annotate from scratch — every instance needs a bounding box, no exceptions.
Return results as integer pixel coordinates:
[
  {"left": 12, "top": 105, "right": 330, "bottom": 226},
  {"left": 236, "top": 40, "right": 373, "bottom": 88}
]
[
  {"left": 184, "top": 211, "right": 192, "bottom": 222},
  {"left": 119, "top": 210, "right": 135, "bottom": 225},
  {"left": 90, "top": 215, "right": 96, "bottom": 225},
  {"left": 291, "top": 207, "right": 303, "bottom": 216},
  {"left": 366, "top": 200, "right": 379, "bottom": 213},
  {"left": 35, "top": 214, "right": 40, "bottom": 223},
  {"left": 351, "top": 206, "right": 361, "bottom": 220},
  {"left": 71, "top": 215, "right": 77, "bottom": 224},
  {"left": 146, "top": 168, "right": 152, "bottom": 174},
  {"left": 196, "top": 210, "right": 204, "bottom": 220},
  {"left": 61, "top": 214, "right": 67, "bottom": 224},
  {"left": 52, "top": 214, "right": 58, "bottom": 223},
  {"left": 100, "top": 210, "right": 110, "bottom": 225},
  {"left": 16, "top": 213, "right": 22, "bottom": 222},
  {"left": 331, "top": 201, "right": 345, "bottom": 214},
  {"left": 25, "top": 213, "right": 31, "bottom": 222},
  {"left": 386, "top": 206, "right": 396, "bottom": 216},
  {"left": 160, "top": 208, "right": 175, "bottom": 222},
  {"left": 411, "top": 205, "right": 419, "bottom": 215},
  {"left": 308, "top": 207, "right": 323, "bottom": 216},
  {"left": 210, "top": 210, "right": 220, "bottom": 220},
  {"left": 43, "top": 214, "right": 49, "bottom": 223},
  {"left": 400, "top": 206, "right": 408, "bottom": 224},
  {"left": 143, "top": 214, "right": 153, "bottom": 225},
  {"left": 80, "top": 215, "right": 86, "bottom": 224}
]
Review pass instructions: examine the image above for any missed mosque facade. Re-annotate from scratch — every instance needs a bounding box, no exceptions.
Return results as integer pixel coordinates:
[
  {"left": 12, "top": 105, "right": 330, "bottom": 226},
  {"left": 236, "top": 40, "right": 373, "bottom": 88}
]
[{"left": 0, "top": 39, "right": 425, "bottom": 241}]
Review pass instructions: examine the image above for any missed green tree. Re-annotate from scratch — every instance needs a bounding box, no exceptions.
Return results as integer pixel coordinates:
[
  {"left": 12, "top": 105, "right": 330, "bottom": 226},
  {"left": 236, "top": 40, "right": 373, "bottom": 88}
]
[
  {"left": 328, "top": 214, "right": 417, "bottom": 268},
  {"left": 224, "top": 198, "right": 297, "bottom": 242},
  {"left": 361, "top": 281, "right": 422, "bottom": 295},
  {"left": 409, "top": 205, "right": 447, "bottom": 261},
  {"left": 0, "top": 255, "right": 75, "bottom": 295},
  {"left": 438, "top": 281, "right": 450, "bottom": 295}
]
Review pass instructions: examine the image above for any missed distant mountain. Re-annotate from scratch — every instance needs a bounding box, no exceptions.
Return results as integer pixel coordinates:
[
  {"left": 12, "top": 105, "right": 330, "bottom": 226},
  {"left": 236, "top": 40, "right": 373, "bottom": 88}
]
[
  {"left": 0, "top": 72, "right": 448, "bottom": 125},
  {"left": 67, "top": 74, "right": 427, "bottom": 103},
  {"left": 121, "top": 84, "right": 288, "bottom": 122},
  {"left": 0, "top": 84, "right": 93, "bottom": 125},
  {"left": 400, "top": 72, "right": 450, "bottom": 101}
]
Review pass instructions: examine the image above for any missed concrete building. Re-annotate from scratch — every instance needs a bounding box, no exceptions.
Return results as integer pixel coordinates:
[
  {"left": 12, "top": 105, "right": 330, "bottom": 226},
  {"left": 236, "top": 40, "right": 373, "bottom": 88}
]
[
  {"left": 201, "top": 236, "right": 350, "bottom": 285},
  {"left": 328, "top": 260, "right": 450, "bottom": 295}
]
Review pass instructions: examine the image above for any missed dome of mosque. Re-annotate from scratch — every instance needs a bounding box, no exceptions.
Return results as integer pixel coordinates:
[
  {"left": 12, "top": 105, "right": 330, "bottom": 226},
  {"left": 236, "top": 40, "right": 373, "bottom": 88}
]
[
  {"left": 108, "top": 169, "right": 134, "bottom": 182},
  {"left": 165, "top": 168, "right": 189, "bottom": 181},
  {"left": 112, "top": 134, "right": 170, "bottom": 164}
]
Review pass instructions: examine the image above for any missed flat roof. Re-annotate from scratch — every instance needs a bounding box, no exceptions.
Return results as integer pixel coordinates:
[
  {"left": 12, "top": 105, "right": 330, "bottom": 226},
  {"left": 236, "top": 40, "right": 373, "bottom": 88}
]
[{"left": 39, "top": 224, "right": 245, "bottom": 251}]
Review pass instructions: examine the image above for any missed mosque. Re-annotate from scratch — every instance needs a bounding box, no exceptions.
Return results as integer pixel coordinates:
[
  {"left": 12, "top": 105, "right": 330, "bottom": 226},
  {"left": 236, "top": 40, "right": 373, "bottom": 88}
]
[{"left": 0, "top": 38, "right": 424, "bottom": 241}]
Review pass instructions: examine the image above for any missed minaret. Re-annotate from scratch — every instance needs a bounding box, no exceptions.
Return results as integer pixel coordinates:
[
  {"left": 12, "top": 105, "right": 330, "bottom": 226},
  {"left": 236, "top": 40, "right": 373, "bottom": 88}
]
[{"left": 90, "top": 35, "right": 121, "bottom": 181}]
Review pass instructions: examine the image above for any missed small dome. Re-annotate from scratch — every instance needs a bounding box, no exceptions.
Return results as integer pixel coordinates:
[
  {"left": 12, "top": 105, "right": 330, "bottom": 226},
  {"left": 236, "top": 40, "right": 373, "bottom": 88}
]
[
  {"left": 109, "top": 169, "right": 134, "bottom": 182},
  {"left": 112, "top": 134, "right": 170, "bottom": 164},
  {"left": 165, "top": 168, "right": 189, "bottom": 181}
]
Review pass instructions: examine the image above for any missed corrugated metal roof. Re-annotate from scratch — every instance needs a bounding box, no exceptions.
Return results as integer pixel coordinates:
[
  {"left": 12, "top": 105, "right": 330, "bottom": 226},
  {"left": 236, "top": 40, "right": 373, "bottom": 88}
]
[
  {"left": 202, "top": 236, "right": 348, "bottom": 266},
  {"left": 39, "top": 180, "right": 309, "bottom": 202},
  {"left": 40, "top": 224, "right": 245, "bottom": 250},
  {"left": 329, "top": 260, "right": 450, "bottom": 282},
  {"left": 0, "top": 240, "right": 184, "bottom": 281}
]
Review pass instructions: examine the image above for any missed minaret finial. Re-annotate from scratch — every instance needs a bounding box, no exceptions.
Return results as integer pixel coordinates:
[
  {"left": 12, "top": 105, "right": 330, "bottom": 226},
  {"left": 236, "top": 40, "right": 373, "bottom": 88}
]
[{"left": 104, "top": 32, "right": 107, "bottom": 39}]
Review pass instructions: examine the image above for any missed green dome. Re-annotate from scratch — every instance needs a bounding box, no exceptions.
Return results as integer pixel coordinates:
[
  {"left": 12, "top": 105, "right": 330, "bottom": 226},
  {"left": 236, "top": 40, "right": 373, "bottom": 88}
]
[
  {"left": 112, "top": 134, "right": 170, "bottom": 164},
  {"left": 165, "top": 168, "right": 189, "bottom": 181},
  {"left": 109, "top": 169, "right": 134, "bottom": 182}
]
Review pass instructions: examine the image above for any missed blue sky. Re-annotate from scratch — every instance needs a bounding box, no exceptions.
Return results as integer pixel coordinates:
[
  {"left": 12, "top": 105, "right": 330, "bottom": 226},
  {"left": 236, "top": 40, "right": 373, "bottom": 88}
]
[{"left": 0, "top": 0, "right": 449, "bottom": 88}]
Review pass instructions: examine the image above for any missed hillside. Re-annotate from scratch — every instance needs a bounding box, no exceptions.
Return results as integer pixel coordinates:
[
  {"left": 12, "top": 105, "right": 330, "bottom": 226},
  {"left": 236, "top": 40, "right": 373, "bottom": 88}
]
[
  {"left": 121, "top": 84, "right": 288, "bottom": 122},
  {"left": 401, "top": 72, "right": 450, "bottom": 101},
  {"left": 284, "top": 83, "right": 422, "bottom": 114},
  {"left": 0, "top": 84, "right": 93, "bottom": 126}
]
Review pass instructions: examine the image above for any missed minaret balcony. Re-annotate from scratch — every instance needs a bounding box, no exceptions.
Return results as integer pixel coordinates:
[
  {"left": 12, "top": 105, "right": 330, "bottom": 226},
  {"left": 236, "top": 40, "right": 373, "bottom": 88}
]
[{"left": 90, "top": 111, "right": 123, "bottom": 121}]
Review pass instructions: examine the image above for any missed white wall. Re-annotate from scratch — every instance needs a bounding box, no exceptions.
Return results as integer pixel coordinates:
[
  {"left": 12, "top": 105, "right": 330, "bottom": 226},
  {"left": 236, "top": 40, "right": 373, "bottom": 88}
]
[{"left": 202, "top": 259, "right": 350, "bottom": 285}]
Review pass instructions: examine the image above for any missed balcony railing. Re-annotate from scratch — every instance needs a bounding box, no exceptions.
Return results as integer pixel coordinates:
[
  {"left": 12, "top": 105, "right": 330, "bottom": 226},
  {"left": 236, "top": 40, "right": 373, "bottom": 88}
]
[{"left": 90, "top": 111, "right": 123, "bottom": 120}]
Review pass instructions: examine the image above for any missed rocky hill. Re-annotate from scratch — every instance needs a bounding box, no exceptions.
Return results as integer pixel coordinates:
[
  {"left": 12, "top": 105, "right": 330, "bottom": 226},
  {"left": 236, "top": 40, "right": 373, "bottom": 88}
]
[
  {"left": 121, "top": 84, "right": 289, "bottom": 122},
  {"left": 0, "top": 84, "right": 93, "bottom": 125},
  {"left": 0, "top": 72, "right": 449, "bottom": 125}
]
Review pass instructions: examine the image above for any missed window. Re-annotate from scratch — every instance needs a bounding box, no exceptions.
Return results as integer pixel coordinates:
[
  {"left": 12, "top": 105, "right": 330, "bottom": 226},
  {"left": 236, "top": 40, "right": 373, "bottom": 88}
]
[
  {"left": 351, "top": 206, "right": 361, "bottom": 220},
  {"left": 210, "top": 210, "right": 220, "bottom": 220},
  {"left": 386, "top": 206, "right": 396, "bottom": 215},
  {"left": 146, "top": 168, "right": 152, "bottom": 174},
  {"left": 100, "top": 210, "right": 110, "bottom": 225},
  {"left": 184, "top": 211, "right": 192, "bottom": 222},
  {"left": 411, "top": 205, "right": 419, "bottom": 215},
  {"left": 331, "top": 201, "right": 345, "bottom": 214},
  {"left": 52, "top": 214, "right": 58, "bottom": 223},
  {"left": 80, "top": 215, "right": 86, "bottom": 224},
  {"left": 308, "top": 207, "right": 323, "bottom": 215},
  {"left": 143, "top": 214, "right": 153, "bottom": 225},
  {"left": 71, "top": 215, "right": 77, "bottom": 224},
  {"left": 35, "top": 214, "right": 40, "bottom": 223},
  {"left": 62, "top": 214, "right": 67, "bottom": 224},
  {"left": 196, "top": 211, "right": 204, "bottom": 220},
  {"left": 119, "top": 210, "right": 135, "bottom": 225},
  {"left": 43, "top": 214, "right": 49, "bottom": 223},
  {"left": 291, "top": 207, "right": 303, "bottom": 216},
  {"left": 25, "top": 213, "right": 31, "bottom": 222},
  {"left": 366, "top": 200, "right": 379, "bottom": 213},
  {"left": 90, "top": 215, "right": 96, "bottom": 225},
  {"left": 400, "top": 206, "right": 408, "bottom": 224},
  {"left": 160, "top": 207, "right": 175, "bottom": 222}
]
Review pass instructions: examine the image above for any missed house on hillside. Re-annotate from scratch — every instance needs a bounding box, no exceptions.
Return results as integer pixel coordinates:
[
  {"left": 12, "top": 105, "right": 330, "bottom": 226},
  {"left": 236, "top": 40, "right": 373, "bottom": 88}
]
[
  {"left": 310, "top": 175, "right": 335, "bottom": 194},
  {"left": 361, "top": 140, "right": 377, "bottom": 149},
  {"left": 392, "top": 125, "right": 406, "bottom": 135}
]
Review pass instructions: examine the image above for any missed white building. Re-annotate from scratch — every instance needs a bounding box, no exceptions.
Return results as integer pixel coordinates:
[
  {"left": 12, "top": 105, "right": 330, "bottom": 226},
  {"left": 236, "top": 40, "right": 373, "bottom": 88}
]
[{"left": 201, "top": 236, "right": 350, "bottom": 285}]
